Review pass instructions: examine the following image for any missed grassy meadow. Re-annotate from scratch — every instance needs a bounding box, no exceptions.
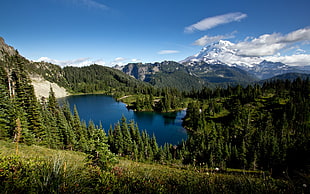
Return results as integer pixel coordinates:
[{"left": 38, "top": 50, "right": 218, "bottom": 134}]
[{"left": 0, "top": 140, "right": 301, "bottom": 193}]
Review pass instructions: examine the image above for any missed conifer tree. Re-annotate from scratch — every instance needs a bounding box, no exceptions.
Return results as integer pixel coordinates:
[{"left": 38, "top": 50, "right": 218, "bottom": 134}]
[
  {"left": 60, "top": 102, "right": 77, "bottom": 150},
  {"left": 72, "top": 105, "right": 89, "bottom": 151},
  {"left": 112, "top": 122, "right": 124, "bottom": 155},
  {"left": 120, "top": 116, "right": 133, "bottom": 155},
  {"left": 0, "top": 81, "right": 12, "bottom": 139}
]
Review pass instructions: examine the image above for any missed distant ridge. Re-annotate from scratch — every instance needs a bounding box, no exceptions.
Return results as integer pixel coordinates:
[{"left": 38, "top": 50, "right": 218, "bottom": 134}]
[
  {"left": 0, "top": 37, "right": 18, "bottom": 57},
  {"left": 261, "top": 72, "right": 310, "bottom": 82},
  {"left": 0, "top": 37, "right": 150, "bottom": 98},
  {"left": 181, "top": 40, "right": 310, "bottom": 80},
  {"left": 116, "top": 60, "right": 258, "bottom": 91}
]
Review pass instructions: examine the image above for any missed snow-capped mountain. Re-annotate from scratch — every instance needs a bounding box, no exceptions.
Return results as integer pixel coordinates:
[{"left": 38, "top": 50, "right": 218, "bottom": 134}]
[
  {"left": 181, "top": 40, "right": 261, "bottom": 67},
  {"left": 239, "top": 60, "right": 307, "bottom": 80},
  {"left": 181, "top": 40, "right": 310, "bottom": 79}
]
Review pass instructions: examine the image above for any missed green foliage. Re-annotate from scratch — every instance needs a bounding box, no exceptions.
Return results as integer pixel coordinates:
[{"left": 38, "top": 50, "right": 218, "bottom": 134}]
[
  {"left": 121, "top": 87, "right": 187, "bottom": 112},
  {"left": 63, "top": 64, "right": 151, "bottom": 95},
  {"left": 26, "top": 61, "right": 69, "bottom": 88},
  {"left": 0, "top": 53, "right": 116, "bottom": 171},
  {"left": 0, "top": 146, "right": 117, "bottom": 193},
  {"left": 111, "top": 160, "right": 294, "bottom": 194},
  {"left": 121, "top": 61, "right": 257, "bottom": 91},
  {"left": 108, "top": 117, "right": 163, "bottom": 162},
  {"left": 182, "top": 80, "right": 310, "bottom": 177},
  {"left": 122, "top": 61, "right": 207, "bottom": 91},
  {"left": 0, "top": 141, "right": 297, "bottom": 193}
]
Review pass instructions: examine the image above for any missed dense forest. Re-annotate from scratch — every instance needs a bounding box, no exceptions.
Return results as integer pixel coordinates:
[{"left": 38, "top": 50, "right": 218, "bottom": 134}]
[
  {"left": 182, "top": 80, "right": 310, "bottom": 176},
  {"left": 0, "top": 50, "right": 309, "bottom": 192},
  {"left": 0, "top": 54, "right": 115, "bottom": 168},
  {"left": 105, "top": 79, "right": 310, "bottom": 177}
]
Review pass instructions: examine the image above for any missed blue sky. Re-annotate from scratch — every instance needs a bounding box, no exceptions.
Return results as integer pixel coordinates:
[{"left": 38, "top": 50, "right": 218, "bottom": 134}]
[{"left": 1, "top": 0, "right": 310, "bottom": 66}]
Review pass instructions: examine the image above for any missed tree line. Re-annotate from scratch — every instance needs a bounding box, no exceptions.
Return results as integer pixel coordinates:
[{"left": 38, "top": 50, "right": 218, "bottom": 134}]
[
  {"left": 179, "top": 79, "right": 310, "bottom": 176},
  {"left": 0, "top": 53, "right": 185, "bottom": 166},
  {"left": 0, "top": 54, "right": 115, "bottom": 168}
]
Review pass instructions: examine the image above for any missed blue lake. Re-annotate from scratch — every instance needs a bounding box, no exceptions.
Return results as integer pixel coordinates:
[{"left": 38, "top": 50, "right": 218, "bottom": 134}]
[{"left": 60, "top": 94, "right": 188, "bottom": 146}]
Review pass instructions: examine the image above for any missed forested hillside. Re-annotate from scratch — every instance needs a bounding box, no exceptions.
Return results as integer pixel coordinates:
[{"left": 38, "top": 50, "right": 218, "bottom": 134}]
[
  {"left": 0, "top": 53, "right": 115, "bottom": 166},
  {"left": 62, "top": 64, "right": 152, "bottom": 96},
  {"left": 181, "top": 79, "right": 310, "bottom": 176},
  {"left": 121, "top": 61, "right": 207, "bottom": 91},
  {"left": 26, "top": 60, "right": 153, "bottom": 97},
  {"left": 118, "top": 60, "right": 257, "bottom": 91}
]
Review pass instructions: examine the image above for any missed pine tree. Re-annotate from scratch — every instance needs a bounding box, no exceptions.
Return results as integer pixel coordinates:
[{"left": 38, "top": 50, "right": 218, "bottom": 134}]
[
  {"left": 150, "top": 134, "right": 160, "bottom": 161},
  {"left": 60, "top": 102, "right": 77, "bottom": 150},
  {"left": 90, "top": 125, "right": 115, "bottom": 169},
  {"left": 120, "top": 116, "right": 133, "bottom": 155},
  {"left": 112, "top": 122, "right": 124, "bottom": 155},
  {"left": 0, "top": 82, "right": 13, "bottom": 139},
  {"left": 72, "top": 105, "right": 89, "bottom": 151}
]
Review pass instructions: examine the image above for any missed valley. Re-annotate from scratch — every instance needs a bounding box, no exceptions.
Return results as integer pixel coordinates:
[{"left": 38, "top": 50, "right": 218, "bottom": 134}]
[{"left": 0, "top": 37, "right": 309, "bottom": 193}]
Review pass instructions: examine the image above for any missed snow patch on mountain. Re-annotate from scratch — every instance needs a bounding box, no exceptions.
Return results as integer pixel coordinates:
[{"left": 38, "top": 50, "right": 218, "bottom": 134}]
[
  {"left": 181, "top": 40, "right": 262, "bottom": 67},
  {"left": 181, "top": 40, "right": 310, "bottom": 79}
]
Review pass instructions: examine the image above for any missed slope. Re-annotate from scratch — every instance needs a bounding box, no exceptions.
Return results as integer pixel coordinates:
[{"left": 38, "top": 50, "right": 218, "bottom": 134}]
[
  {"left": 0, "top": 140, "right": 294, "bottom": 193},
  {"left": 184, "top": 61, "right": 257, "bottom": 84},
  {"left": 121, "top": 61, "right": 207, "bottom": 91},
  {"left": 62, "top": 64, "right": 152, "bottom": 95},
  {"left": 118, "top": 60, "right": 257, "bottom": 91},
  {"left": 0, "top": 37, "right": 152, "bottom": 98},
  {"left": 181, "top": 40, "right": 310, "bottom": 80}
]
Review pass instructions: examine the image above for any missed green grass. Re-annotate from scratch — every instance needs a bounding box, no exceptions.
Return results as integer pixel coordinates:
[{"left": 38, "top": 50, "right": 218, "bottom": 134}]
[
  {"left": 115, "top": 159, "right": 293, "bottom": 194},
  {"left": 0, "top": 141, "right": 298, "bottom": 193},
  {"left": 0, "top": 140, "right": 114, "bottom": 193},
  {"left": 0, "top": 140, "right": 87, "bottom": 162}
]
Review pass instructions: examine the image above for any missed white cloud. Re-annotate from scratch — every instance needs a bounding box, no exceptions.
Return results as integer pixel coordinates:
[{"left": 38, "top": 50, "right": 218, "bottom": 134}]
[
  {"left": 232, "top": 27, "right": 310, "bottom": 57},
  {"left": 109, "top": 57, "right": 141, "bottom": 66},
  {"left": 193, "top": 34, "right": 235, "bottom": 46},
  {"left": 75, "top": 0, "right": 108, "bottom": 10},
  {"left": 296, "top": 48, "right": 306, "bottom": 54},
  {"left": 185, "top": 12, "right": 247, "bottom": 33},
  {"left": 93, "top": 59, "right": 106, "bottom": 65},
  {"left": 114, "top": 57, "right": 126, "bottom": 62},
  {"left": 157, "top": 50, "right": 180, "bottom": 55},
  {"left": 131, "top": 58, "right": 141, "bottom": 62},
  {"left": 264, "top": 54, "right": 310, "bottom": 66},
  {"left": 80, "top": 0, "right": 109, "bottom": 10},
  {"left": 36, "top": 57, "right": 105, "bottom": 67}
]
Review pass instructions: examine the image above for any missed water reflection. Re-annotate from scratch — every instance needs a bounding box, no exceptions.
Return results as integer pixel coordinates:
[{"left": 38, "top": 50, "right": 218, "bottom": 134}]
[{"left": 61, "top": 94, "right": 187, "bottom": 146}]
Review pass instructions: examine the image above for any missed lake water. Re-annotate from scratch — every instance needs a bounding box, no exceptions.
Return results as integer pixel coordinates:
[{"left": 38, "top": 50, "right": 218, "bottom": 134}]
[{"left": 60, "top": 94, "right": 187, "bottom": 146}]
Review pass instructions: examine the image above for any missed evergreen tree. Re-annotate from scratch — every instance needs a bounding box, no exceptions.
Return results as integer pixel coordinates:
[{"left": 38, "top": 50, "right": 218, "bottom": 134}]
[
  {"left": 72, "top": 105, "right": 89, "bottom": 151},
  {"left": 120, "top": 116, "right": 133, "bottom": 155},
  {"left": 0, "top": 81, "right": 13, "bottom": 139}
]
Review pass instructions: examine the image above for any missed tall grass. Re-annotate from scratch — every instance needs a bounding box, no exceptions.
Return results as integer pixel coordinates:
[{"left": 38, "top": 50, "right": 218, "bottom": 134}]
[
  {"left": 0, "top": 140, "right": 300, "bottom": 193},
  {"left": 0, "top": 140, "right": 115, "bottom": 193},
  {"left": 113, "top": 159, "right": 294, "bottom": 194}
]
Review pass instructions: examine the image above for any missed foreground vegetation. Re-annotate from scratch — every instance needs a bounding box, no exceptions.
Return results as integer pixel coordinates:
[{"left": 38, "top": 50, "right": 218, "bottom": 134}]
[{"left": 0, "top": 140, "right": 299, "bottom": 193}]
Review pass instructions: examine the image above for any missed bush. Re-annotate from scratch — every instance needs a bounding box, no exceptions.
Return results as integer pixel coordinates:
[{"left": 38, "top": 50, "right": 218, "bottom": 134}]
[{"left": 0, "top": 153, "right": 117, "bottom": 193}]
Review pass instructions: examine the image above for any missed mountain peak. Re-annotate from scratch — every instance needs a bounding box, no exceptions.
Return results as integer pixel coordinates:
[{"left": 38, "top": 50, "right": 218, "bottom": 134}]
[
  {"left": 0, "top": 37, "right": 18, "bottom": 57},
  {"left": 181, "top": 40, "right": 261, "bottom": 67},
  {"left": 217, "top": 40, "right": 234, "bottom": 47},
  {"left": 182, "top": 40, "right": 258, "bottom": 67}
]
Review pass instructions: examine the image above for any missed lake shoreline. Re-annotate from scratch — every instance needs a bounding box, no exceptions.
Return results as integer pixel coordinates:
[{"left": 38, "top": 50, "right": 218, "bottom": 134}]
[
  {"left": 63, "top": 94, "right": 188, "bottom": 146},
  {"left": 117, "top": 95, "right": 188, "bottom": 113}
]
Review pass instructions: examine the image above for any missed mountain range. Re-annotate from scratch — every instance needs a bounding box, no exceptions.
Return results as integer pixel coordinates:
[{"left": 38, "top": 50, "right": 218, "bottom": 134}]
[
  {"left": 115, "top": 40, "right": 310, "bottom": 89},
  {"left": 1, "top": 36, "right": 310, "bottom": 94},
  {"left": 0, "top": 37, "right": 150, "bottom": 98},
  {"left": 180, "top": 40, "right": 310, "bottom": 79}
]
